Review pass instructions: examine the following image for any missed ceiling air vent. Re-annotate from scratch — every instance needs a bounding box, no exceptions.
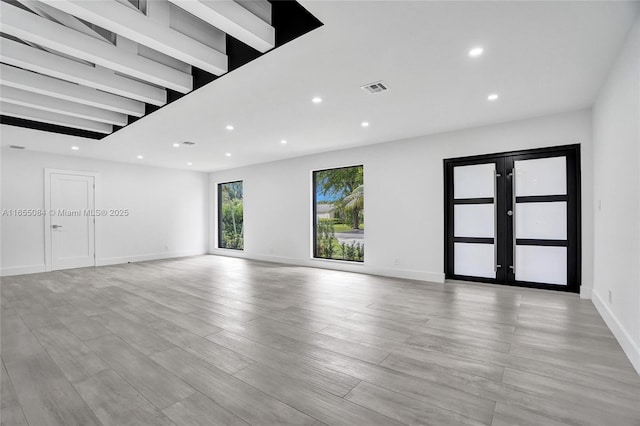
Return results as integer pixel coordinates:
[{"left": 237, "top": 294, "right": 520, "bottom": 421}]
[
  {"left": 9, "top": 145, "right": 26, "bottom": 150},
  {"left": 181, "top": 141, "right": 197, "bottom": 146},
  {"left": 361, "top": 81, "right": 389, "bottom": 95}
]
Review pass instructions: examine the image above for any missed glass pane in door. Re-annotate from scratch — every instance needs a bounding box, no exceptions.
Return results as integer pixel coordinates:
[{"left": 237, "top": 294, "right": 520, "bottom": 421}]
[
  {"left": 454, "top": 243, "right": 495, "bottom": 278},
  {"left": 514, "top": 157, "right": 566, "bottom": 196},
  {"left": 454, "top": 164, "right": 495, "bottom": 199},
  {"left": 515, "top": 202, "right": 567, "bottom": 240},
  {"left": 454, "top": 204, "right": 494, "bottom": 238},
  {"left": 515, "top": 246, "right": 567, "bottom": 285}
]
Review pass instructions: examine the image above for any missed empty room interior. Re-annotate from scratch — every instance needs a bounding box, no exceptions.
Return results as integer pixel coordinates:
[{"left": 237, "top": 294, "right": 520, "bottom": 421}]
[{"left": 1, "top": 0, "right": 640, "bottom": 425}]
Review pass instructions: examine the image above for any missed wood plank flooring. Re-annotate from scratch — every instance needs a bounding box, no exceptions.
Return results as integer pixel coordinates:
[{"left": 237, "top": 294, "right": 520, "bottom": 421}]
[{"left": 1, "top": 255, "right": 639, "bottom": 425}]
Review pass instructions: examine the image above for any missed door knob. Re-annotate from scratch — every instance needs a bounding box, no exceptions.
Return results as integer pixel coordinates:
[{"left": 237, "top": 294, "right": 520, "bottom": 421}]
[
  {"left": 507, "top": 210, "right": 513, "bottom": 216},
  {"left": 52, "top": 224, "right": 63, "bottom": 229}
]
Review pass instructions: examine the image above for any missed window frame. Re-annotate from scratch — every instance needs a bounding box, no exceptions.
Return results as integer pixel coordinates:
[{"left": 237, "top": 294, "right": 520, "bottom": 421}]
[
  {"left": 217, "top": 180, "right": 244, "bottom": 251},
  {"left": 312, "top": 164, "right": 364, "bottom": 262}
]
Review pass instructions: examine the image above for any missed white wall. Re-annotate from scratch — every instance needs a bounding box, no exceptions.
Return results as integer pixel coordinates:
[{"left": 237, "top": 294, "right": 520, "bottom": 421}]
[
  {"left": 1, "top": 148, "right": 209, "bottom": 276},
  {"left": 592, "top": 16, "right": 640, "bottom": 373},
  {"left": 210, "top": 109, "right": 593, "bottom": 296}
]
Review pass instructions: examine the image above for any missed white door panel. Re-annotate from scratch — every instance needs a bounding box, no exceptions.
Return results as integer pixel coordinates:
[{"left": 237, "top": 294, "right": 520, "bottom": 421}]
[
  {"left": 514, "top": 157, "right": 566, "bottom": 196},
  {"left": 454, "top": 243, "right": 496, "bottom": 279},
  {"left": 515, "top": 202, "right": 567, "bottom": 240},
  {"left": 515, "top": 246, "right": 567, "bottom": 285},
  {"left": 453, "top": 163, "right": 495, "bottom": 199},
  {"left": 454, "top": 204, "right": 495, "bottom": 238},
  {"left": 51, "top": 173, "right": 95, "bottom": 270}
]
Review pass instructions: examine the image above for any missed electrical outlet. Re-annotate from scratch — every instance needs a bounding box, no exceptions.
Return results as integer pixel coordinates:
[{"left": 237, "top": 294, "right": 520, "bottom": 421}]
[
  {"left": 608, "top": 290, "right": 612, "bottom": 304},
  {"left": 393, "top": 258, "right": 399, "bottom": 266}
]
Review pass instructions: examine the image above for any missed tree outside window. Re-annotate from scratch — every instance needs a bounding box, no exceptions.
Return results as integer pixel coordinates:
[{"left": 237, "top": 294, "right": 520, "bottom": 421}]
[
  {"left": 218, "top": 181, "right": 244, "bottom": 250},
  {"left": 313, "top": 165, "right": 364, "bottom": 262}
]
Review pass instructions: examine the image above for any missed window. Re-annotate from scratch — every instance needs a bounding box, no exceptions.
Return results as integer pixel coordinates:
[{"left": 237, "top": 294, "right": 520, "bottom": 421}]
[
  {"left": 218, "top": 181, "right": 244, "bottom": 250},
  {"left": 313, "top": 165, "right": 364, "bottom": 262}
]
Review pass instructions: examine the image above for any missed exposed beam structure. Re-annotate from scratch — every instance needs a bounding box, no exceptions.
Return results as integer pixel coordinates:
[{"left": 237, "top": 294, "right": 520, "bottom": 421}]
[
  {"left": 14, "top": 0, "right": 100, "bottom": 66},
  {"left": 0, "top": 102, "right": 113, "bottom": 134},
  {"left": 0, "top": 0, "right": 316, "bottom": 140},
  {"left": 1, "top": 2, "right": 193, "bottom": 92},
  {"left": 39, "top": 0, "right": 228, "bottom": 75},
  {"left": 237, "top": 0, "right": 272, "bottom": 25},
  {"left": 0, "top": 64, "right": 145, "bottom": 116},
  {"left": 114, "top": 0, "right": 140, "bottom": 12},
  {"left": 0, "top": 86, "right": 128, "bottom": 125},
  {"left": 16, "top": 0, "right": 112, "bottom": 43},
  {"left": 1, "top": 38, "right": 167, "bottom": 106},
  {"left": 167, "top": 0, "right": 275, "bottom": 52}
]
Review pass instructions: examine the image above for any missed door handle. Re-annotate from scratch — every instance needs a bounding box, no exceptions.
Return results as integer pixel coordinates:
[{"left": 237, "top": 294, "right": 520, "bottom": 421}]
[
  {"left": 493, "top": 169, "right": 501, "bottom": 272},
  {"left": 52, "top": 224, "right": 63, "bottom": 229},
  {"left": 509, "top": 168, "right": 516, "bottom": 274}
]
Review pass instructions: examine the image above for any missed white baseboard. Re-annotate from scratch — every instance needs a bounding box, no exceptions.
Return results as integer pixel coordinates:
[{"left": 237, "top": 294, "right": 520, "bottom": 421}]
[
  {"left": 209, "top": 250, "right": 445, "bottom": 283},
  {"left": 0, "top": 264, "right": 47, "bottom": 277},
  {"left": 592, "top": 290, "right": 640, "bottom": 374},
  {"left": 1, "top": 251, "right": 208, "bottom": 277},
  {"left": 97, "top": 250, "right": 207, "bottom": 266}
]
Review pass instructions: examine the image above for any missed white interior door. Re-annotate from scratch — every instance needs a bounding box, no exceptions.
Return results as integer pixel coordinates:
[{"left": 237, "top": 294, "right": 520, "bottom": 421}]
[{"left": 50, "top": 173, "right": 95, "bottom": 270}]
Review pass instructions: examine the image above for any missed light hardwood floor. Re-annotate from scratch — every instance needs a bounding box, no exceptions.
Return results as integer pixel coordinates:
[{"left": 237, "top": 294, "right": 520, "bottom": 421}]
[{"left": 1, "top": 255, "right": 639, "bottom": 426}]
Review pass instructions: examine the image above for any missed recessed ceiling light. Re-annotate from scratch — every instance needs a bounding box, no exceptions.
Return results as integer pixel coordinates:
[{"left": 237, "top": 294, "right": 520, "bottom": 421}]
[
  {"left": 361, "top": 121, "right": 369, "bottom": 127},
  {"left": 281, "top": 139, "right": 287, "bottom": 144},
  {"left": 487, "top": 93, "right": 499, "bottom": 101},
  {"left": 469, "top": 47, "right": 484, "bottom": 57},
  {"left": 71, "top": 146, "right": 79, "bottom": 150},
  {"left": 137, "top": 155, "right": 143, "bottom": 159},
  {"left": 312, "top": 97, "right": 322, "bottom": 104},
  {"left": 187, "top": 162, "right": 193, "bottom": 166},
  {"left": 173, "top": 143, "right": 180, "bottom": 148},
  {"left": 226, "top": 125, "right": 234, "bottom": 130},
  {"left": 225, "top": 152, "right": 231, "bottom": 157}
]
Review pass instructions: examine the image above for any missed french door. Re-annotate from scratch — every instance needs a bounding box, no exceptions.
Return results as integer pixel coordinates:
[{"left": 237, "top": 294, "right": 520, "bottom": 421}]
[{"left": 444, "top": 145, "right": 580, "bottom": 292}]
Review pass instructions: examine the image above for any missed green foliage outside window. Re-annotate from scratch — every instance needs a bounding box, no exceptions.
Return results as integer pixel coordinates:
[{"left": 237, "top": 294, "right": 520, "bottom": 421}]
[
  {"left": 219, "top": 181, "right": 244, "bottom": 250},
  {"left": 314, "top": 165, "right": 364, "bottom": 262}
]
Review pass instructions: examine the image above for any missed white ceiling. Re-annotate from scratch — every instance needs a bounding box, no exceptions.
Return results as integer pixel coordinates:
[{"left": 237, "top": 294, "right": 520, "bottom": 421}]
[{"left": 2, "top": 0, "right": 639, "bottom": 172}]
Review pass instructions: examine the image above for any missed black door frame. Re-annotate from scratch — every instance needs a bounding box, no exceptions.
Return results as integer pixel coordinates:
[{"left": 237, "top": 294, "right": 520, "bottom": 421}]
[{"left": 444, "top": 144, "right": 581, "bottom": 293}]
